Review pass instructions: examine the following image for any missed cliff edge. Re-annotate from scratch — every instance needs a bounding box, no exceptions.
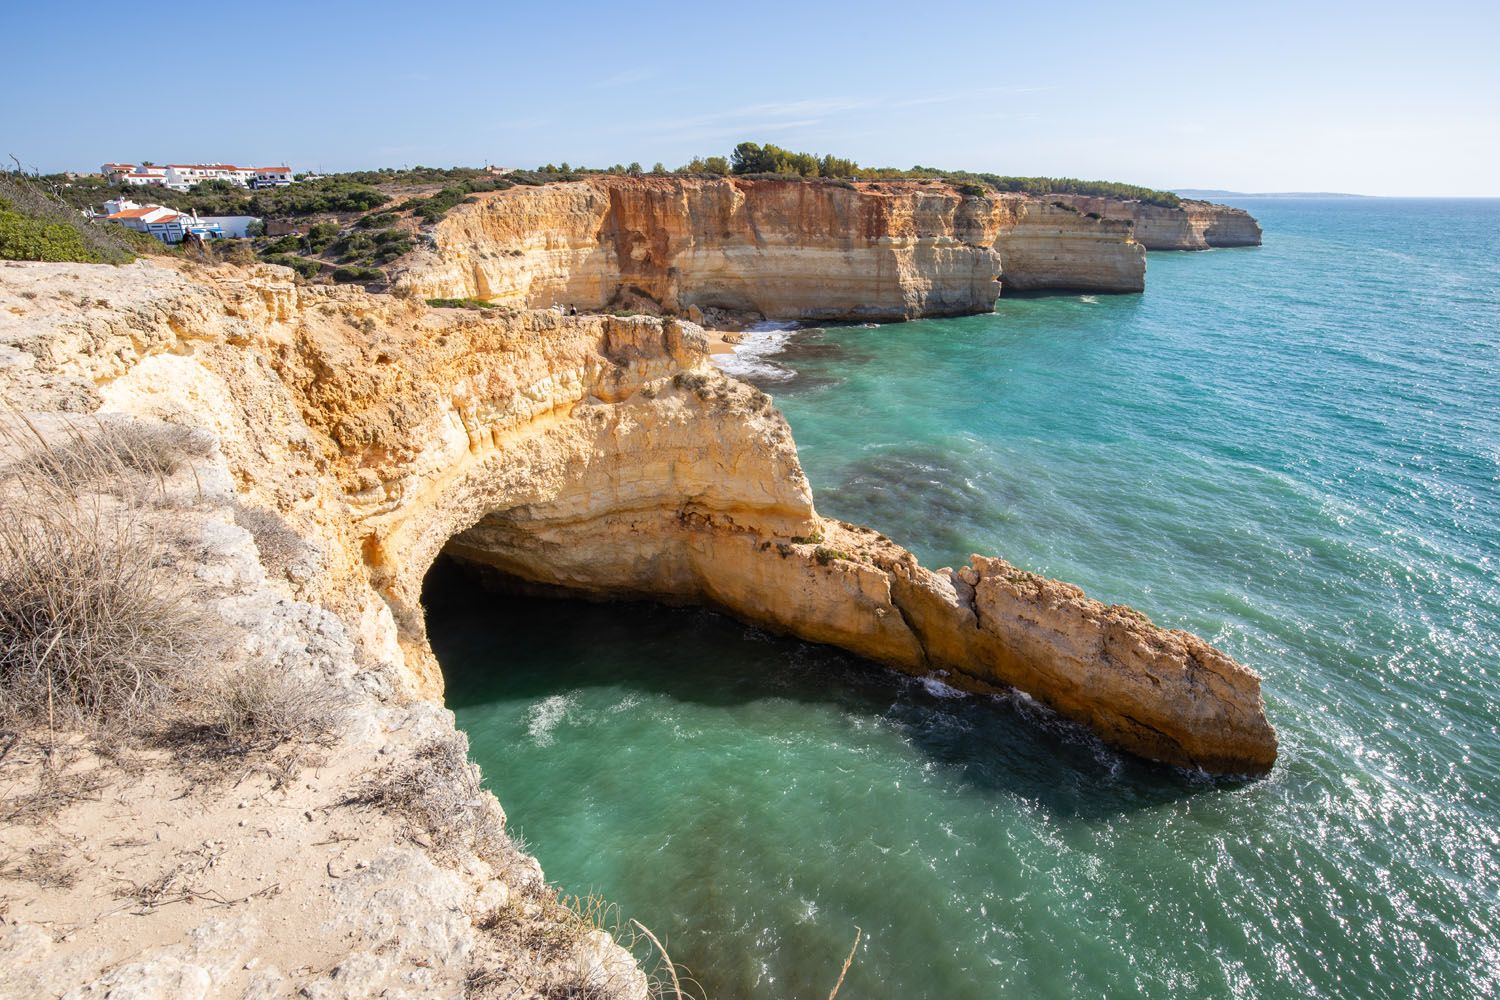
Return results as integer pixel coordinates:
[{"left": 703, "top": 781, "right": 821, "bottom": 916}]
[
  {"left": 393, "top": 176, "right": 1155, "bottom": 315},
  {"left": 0, "top": 258, "right": 1275, "bottom": 994}
]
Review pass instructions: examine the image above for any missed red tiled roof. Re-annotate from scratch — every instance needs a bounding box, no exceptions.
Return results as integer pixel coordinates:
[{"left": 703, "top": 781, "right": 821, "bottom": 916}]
[
  {"left": 108, "top": 207, "right": 160, "bottom": 219},
  {"left": 254, "top": 167, "right": 290, "bottom": 173}
]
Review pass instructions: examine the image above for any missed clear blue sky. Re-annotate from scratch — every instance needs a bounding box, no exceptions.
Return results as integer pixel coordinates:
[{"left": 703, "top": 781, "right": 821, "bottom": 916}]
[{"left": 4, "top": 0, "right": 1496, "bottom": 195}]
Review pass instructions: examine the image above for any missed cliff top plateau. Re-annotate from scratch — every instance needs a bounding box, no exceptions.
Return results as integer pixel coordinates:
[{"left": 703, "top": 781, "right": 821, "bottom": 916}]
[{"left": 0, "top": 193, "right": 1269, "bottom": 992}]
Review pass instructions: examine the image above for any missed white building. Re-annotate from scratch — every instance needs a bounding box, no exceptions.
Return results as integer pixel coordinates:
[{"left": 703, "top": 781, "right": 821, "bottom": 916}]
[
  {"left": 102, "top": 162, "right": 296, "bottom": 192},
  {"left": 251, "top": 167, "right": 293, "bottom": 189},
  {"left": 161, "top": 164, "right": 253, "bottom": 190},
  {"left": 104, "top": 203, "right": 260, "bottom": 243},
  {"left": 104, "top": 164, "right": 169, "bottom": 187}
]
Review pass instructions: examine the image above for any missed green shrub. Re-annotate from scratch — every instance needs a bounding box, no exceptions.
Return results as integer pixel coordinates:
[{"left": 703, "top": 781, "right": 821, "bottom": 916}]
[
  {"left": 261, "top": 253, "right": 323, "bottom": 278},
  {"left": 0, "top": 202, "right": 102, "bottom": 262},
  {"left": 357, "top": 212, "right": 397, "bottom": 229},
  {"left": 329, "top": 227, "right": 412, "bottom": 265},
  {"left": 248, "top": 178, "right": 389, "bottom": 217},
  {"left": 427, "top": 297, "right": 498, "bottom": 309},
  {"left": 332, "top": 265, "right": 384, "bottom": 284},
  {"left": 302, "top": 221, "right": 342, "bottom": 252},
  {"left": 0, "top": 176, "right": 145, "bottom": 264}
]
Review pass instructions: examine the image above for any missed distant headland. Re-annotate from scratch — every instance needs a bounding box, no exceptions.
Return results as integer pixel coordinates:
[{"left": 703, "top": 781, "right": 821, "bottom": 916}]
[{"left": 1175, "top": 188, "right": 1372, "bottom": 199}]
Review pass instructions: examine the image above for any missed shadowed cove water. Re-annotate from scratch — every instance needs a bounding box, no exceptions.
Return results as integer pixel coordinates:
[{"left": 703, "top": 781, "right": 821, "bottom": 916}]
[{"left": 431, "top": 200, "right": 1500, "bottom": 999}]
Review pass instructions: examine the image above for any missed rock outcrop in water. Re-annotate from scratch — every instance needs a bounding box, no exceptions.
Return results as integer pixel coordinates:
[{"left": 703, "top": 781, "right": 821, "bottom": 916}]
[
  {"left": 1048, "top": 195, "right": 1263, "bottom": 250},
  {"left": 2, "top": 258, "right": 1274, "bottom": 771},
  {"left": 0, "top": 256, "right": 1275, "bottom": 990},
  {"left": 394, "top": 176, "right": 1169, "bottom": 313}
]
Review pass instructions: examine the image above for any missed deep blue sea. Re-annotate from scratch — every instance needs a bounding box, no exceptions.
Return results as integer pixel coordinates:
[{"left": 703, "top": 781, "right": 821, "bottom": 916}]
[{"left": 433, "top": 199, "right": 1500, "bottom": 999}]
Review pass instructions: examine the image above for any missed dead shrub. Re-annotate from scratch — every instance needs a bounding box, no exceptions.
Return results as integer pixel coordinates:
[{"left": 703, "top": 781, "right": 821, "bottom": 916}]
[
  {"left": 200, "top": 660, "right": 342, "bottom": 748},
  {"left": 342, "top": 735, "right": 509, "bottom": 864},
  {"left": 0, "top": 419, "right": 226, "bottom": 736},
  {"left": 0, "top": 762, "right": 107, "bottom": 826},
  {"left": 10, "top": 417, "right": 214, "bottom": 492}
]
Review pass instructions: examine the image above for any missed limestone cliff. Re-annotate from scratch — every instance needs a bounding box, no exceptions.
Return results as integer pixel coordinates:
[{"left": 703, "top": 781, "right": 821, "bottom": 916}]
[
  {"left": 989, "top": 197, "right": 1145, "bottom": 293},
  {"left": 1049, "top": 194, "right": 1263, "bottom": 250},
  {"left": 1, "top": 258, "right": 1275, "bottom": 774},
  {"left": 394, "top": 176, "right": 1151, "bottom": 314},
  {"left": 0, "top": 257, "right": 1276, "bottom": 990}
]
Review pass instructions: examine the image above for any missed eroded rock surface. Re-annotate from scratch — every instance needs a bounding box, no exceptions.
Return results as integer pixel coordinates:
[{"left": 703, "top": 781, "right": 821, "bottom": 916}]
[
  {"left": 393, "top": 176, "right": 1161, "bottom": 313},
  {"left": 0, "top": 256, "right": 1276, "bottom": 991},
  {"left": 1049, "top": 194, "right": 1263, "bottom": 250}
]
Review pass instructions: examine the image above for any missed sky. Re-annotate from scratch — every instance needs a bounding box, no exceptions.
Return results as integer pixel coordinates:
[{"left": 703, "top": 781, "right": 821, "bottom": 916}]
[{"left": 4, "top": 0, "right": 1497, "bottom": 195}]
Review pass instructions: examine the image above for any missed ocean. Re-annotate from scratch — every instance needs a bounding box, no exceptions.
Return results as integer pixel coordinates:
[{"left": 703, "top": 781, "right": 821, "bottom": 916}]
[{"left": 431, "top": 199, "right": 1500, "bottom": 998}]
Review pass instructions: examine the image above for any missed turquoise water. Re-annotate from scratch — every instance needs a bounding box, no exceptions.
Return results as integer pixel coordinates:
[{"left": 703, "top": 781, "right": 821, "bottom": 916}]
[{"left": 432, "top": 199, "right": 1500, "bottom": 998}]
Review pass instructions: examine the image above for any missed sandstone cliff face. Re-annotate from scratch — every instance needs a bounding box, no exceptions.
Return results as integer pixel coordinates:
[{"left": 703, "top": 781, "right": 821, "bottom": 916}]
[
  {"left": 395, "top": 177, "right": 1152, "bottom": 315},
  {"left": 2, "top": 258, "right": 1272, "bottom": 774},
  {"left": 989, "top": 198, "right": 1145, "bottom": 292},
  {"left": 0, "top": 257, "right": 1277, "bottom": 986},
  {"left": 1049, "top": 195, "right": 1263, "bottom": 250}
]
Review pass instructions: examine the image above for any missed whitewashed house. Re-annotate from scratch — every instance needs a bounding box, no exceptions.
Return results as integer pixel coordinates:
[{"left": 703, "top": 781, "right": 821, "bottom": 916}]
[
  {"left": 102, "top": 162, "right": 297, "bottom": 191},
  {"left": 104, "top": 164, "right": 169, "bottom": 187},
  {"left": 251, "top": 167, "right": 293, "bottom": 189}
]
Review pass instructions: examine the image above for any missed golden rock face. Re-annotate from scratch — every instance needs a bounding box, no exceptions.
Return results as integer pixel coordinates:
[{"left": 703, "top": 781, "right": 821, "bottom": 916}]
[
  {"left": 393, "top": 176, "right": 1156, "bottom": 315},
  {"left": 1, "top": 259, "right": 1275, "bottom": 774}
]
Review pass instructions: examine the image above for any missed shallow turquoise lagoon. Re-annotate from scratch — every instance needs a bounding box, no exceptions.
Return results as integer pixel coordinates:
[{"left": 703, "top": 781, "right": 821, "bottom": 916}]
[{"left": 434, "top": 199, "right": 1500, "bottom": 999}]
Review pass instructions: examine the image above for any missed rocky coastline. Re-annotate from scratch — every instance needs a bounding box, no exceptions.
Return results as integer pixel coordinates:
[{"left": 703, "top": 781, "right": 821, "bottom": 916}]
[
  {"left": 0, "top": 199, "right": 1270, "bottom": 991},
  {"left": 393, "top": 177, "right": 1260, "bottom": 317}
]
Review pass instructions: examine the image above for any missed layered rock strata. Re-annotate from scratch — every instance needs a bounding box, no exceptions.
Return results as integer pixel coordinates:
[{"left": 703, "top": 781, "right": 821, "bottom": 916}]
[
  {"left": 1049, "top": 195, "right": 1263, "bottom": 249},
  {"left": 0, "top": 256, "right": 1276, "bottom": 986},
  {"left": 3, "top": 258, "right": 1273, "bottom": 772},
  {"left": 394, "top": 176, "right": 1153, "bottom": 314}
]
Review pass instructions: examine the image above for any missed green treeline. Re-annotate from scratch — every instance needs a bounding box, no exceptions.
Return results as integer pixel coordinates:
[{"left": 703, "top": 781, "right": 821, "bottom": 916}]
[{"left": 657, "top": 142, "right": 1181, "bottom": 207}]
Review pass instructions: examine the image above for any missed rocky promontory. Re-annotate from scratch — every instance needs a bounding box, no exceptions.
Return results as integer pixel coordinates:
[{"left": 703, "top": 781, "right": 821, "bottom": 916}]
[
  {"left": 394, "top": 177, "right": 1264, "bottom": 316},
  {"left": 0, "top": 256, "right": 1275, "bottom": 994},
  {"left": 1048, "top": 194, "right": 1263, "bottom": 250}
]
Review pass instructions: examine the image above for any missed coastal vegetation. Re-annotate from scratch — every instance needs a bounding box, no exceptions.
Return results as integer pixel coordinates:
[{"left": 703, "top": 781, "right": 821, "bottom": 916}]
[
  {"left": 674, "top": 141, "right": 1185, "bottom": 206},
  {"left": 427, "top": 297, "right": 503, "bottom": 309},
  {"left": 0, "top": 175, "right": 155, "bottom": 263},
  {"left": 2, "top": 145, "right": 1182, "bottom": 283},
  {"left": 0, "top": 417, "right": 339, "bottom": 749}
]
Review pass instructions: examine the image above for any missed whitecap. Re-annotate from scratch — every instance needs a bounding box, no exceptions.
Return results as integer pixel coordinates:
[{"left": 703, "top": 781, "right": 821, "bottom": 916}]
[
  {"left": 525, "top": 693, "right": 575, "bottom": 747},
  {"left": 710, "top": 321, "right": 800, "bottom": 381},
  {"left": 921, "top": 675, "right": 968, "bottom": 699}
]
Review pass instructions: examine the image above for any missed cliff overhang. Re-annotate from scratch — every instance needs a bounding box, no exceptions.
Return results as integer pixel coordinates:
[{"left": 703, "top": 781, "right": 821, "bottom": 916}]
[{"left": 0, "top": 255, "right": 1276, "bottom": 990}]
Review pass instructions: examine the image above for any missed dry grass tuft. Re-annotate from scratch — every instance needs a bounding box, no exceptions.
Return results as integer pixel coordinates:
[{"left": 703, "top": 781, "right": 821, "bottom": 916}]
[
  {"left": 197, "top": 660, "right": 343, "bottom": 749},
  {"left": 10, "top": 417, "right": 214, "bottom": 493},
  {"left": 342, "top": 735, "right": 508, "bottom": 864},
  {"left": 470, "top": 886, "right": 704, "bottom": 1000},
  {"left": 0, "top": 417, "right": 227, "bottom": 736}
]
